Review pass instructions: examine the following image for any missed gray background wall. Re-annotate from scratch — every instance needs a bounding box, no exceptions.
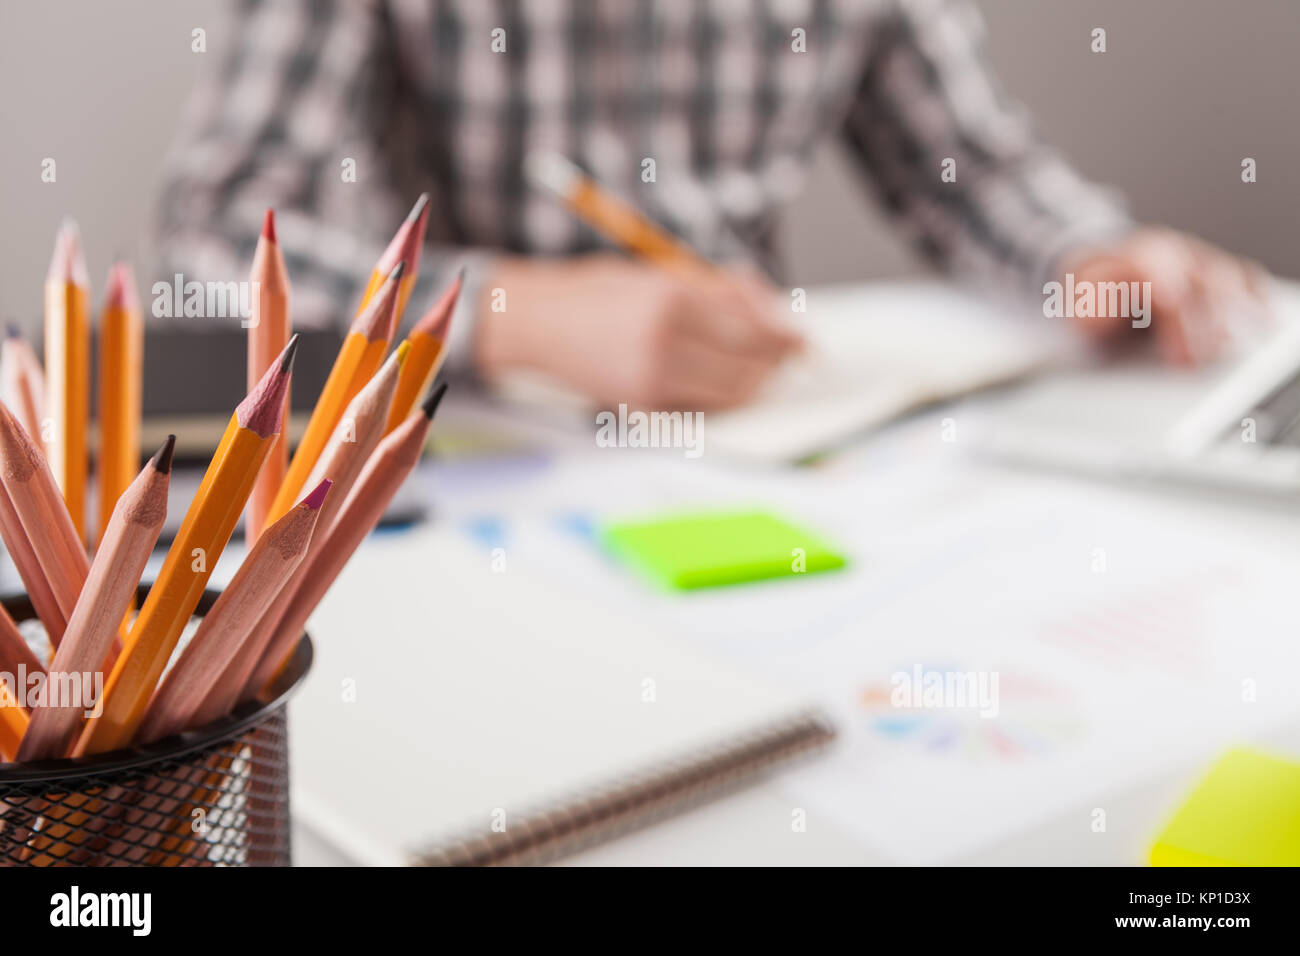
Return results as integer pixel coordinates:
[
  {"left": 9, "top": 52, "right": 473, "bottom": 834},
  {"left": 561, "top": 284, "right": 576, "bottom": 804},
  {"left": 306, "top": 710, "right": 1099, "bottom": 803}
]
[{"left": 0, "top": 0, "right": 1295, "bottom": 332}]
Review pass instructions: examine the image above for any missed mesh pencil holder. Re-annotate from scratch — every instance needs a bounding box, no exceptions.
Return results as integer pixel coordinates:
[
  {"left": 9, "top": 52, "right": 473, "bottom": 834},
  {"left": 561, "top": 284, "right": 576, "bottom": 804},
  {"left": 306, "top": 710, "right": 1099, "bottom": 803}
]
[{"left": 0, "top": 586, "right": 312, "bottom": 867}]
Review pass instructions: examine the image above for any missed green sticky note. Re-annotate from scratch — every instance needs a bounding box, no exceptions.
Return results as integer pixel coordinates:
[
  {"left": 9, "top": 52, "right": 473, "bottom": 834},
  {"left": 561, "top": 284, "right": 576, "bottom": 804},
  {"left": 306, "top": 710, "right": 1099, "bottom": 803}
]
[
  {"left": 601, "top": 510, "right": 847, "bottom": 591},
  {"left": 1150, "top": 748, "right": 1300, "bottom": 866}
]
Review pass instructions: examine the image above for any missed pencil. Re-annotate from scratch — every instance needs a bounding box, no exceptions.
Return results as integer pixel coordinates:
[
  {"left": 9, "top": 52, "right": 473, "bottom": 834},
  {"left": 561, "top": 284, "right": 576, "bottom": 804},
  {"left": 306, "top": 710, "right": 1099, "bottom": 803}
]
[
  {"left": 0, "top": 598, "right": 42, "bottom": 682},
  {"left": 246, "top": 209, "right": 291, "bottom": 541},
  {"left": 73, "top": 336, "right": 297, "bottom": 756},
  {"left": 266, "top": 264, "right": 403, "bottom": 522},
  {"left": 95, "top": 263, "right": 143, "bottom": 548},
  {"left": 526, "top": 152, "right": 705, "bottom": 275},
  {"left": 2, "top": 326, "right": 45, "bottom": 446},
  {"left": 384, "top": 269, "right": 461, "bottom": 434},
  {"left": 44, "top": 219, "right": 91, "bottom": 541},
  {"left": 137, "top": 477, "right": 330, "bottom": 744},
  {"left": 201, "top": 344, "right": 410, "bottom": 715},
  {"left": 358, "top": 193, "right": 430, "bottom": 331},
  {"left": 245, "top": 383, "right": 447, "bottom": 697},
  {"left": 0, "top": 402, "right": 93, "bottom": 650},
  {"left": 17, "top": 437, "right": 173, "bottom": 762},
  {"left": 0, "top": 482, "right": 63, "bottom": 645}
]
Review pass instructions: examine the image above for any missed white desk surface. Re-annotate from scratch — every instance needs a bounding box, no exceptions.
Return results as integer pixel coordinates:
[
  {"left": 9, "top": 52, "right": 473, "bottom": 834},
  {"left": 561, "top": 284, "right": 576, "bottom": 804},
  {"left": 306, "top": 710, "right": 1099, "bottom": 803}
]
[{"left": 286, "top": 281, "right": 1300, "bottom": 866}]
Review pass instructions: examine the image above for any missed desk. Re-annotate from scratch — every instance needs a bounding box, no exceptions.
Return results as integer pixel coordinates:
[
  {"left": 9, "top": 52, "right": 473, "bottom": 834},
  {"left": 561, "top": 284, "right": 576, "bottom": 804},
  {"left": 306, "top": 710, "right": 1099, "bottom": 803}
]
[{"left": 288, "top": 282, "right": 1300, "bottom": 866}]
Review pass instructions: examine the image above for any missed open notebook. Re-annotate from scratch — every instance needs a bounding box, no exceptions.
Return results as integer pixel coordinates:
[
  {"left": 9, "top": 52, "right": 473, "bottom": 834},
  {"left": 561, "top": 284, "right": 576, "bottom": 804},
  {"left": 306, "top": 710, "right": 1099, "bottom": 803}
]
[
  {"left": 494, "top": 281, "right": 1073, "bottom": 464},
  {"left": 287, "top": 526, "right": 832, "bottom": 866}
]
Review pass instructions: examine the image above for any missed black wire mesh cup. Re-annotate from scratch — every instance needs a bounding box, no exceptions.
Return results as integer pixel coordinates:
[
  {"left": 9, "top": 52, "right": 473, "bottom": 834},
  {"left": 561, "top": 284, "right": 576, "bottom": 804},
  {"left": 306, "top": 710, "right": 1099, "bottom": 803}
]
[{"left": 0, "top": 586, "right": 312, "bottom": 867}]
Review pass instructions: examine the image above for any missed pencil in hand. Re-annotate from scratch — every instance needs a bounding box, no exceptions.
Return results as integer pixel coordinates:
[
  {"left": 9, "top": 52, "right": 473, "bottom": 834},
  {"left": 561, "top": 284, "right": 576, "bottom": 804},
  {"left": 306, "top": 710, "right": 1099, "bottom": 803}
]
[
  {"left": 138, "top": 477, "right": 331, "bottom": 744},
  {"left": 74, "top": 337, "right": 298, "bottom": 757},
  {"left": 17, "top": 437, "right": 173, "bottom": 761},
  {"left": 44, "top": 219, "right": 91, "bottom": 542}
]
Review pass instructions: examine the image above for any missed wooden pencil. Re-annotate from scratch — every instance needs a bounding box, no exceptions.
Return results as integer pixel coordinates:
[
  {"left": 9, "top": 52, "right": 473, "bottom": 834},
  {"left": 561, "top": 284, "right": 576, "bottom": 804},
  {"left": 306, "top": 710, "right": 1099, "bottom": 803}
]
[
  {"left": 0, "top": 401, "right": 92, "bottom": 650},
  {"left": 0, "top": 479, "right": 64, "bottom": 644},
  {"left": 95, "top": 263, "right": 143, "bottom": 548},
  {"left": 266, "top": 264, "right": 403, "bottom": 522},
  {"left": 137, "top": 477, "right": 330, "bottom": 744},
  {"left": 16, "top": 438, "right": 173, "bottom": 761},
  {"left": 358, "top": 193, "right": 429, "bottom": 331},
  {"left": 73, "top": 337, "right": 297, "bottom": 757},
  {"left": 246, "top": 209, "right": 291, "bottom": 541},
  {"left": 44, "top": 219, "right": 91, "bottom": 542},
  {"left": 245, "top": 384, "right": 446, "bottom": 697},
  {"left": 0, "top": 599, "right": 43, "bottom": 682},
  {"left": 200, "top": 344, "right": 410, "bottom": 716},
  {"left": 384, "top": 268, "right": 461, "bottom": 434},
  {"left": 1, "top": 326, "right": 45, "bottom": 446}
]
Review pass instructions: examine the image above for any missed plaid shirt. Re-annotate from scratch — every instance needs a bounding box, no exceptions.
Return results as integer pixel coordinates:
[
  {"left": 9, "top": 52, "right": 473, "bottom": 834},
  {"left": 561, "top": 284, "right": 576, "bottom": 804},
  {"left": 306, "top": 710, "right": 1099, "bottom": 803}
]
[{"left": 157, "top": 0, "right": 1132, "bottom": 366}]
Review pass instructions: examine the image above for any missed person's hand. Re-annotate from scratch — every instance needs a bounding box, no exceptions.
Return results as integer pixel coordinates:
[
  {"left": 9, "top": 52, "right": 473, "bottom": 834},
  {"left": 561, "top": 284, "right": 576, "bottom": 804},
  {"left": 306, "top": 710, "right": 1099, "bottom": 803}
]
[
  {"left": 1061, "top": 228, "right": 1270, "bottom": 365},
  {"left": 474, "top": 255, "right": 803, "bottom": 409}
]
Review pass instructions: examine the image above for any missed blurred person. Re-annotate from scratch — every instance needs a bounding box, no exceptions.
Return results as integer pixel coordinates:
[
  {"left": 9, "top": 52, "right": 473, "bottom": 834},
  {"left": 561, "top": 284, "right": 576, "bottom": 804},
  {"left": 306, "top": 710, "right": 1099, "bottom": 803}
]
[{"left": 156, "top": 0, "right": 1268, "bottom": 410}]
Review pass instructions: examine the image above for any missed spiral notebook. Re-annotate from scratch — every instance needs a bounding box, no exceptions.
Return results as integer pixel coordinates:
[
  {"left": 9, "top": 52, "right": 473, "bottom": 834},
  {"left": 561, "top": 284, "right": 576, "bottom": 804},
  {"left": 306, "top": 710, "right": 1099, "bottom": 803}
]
[{"left": 287, "top": 527, "right": 833, "bottom": 866}]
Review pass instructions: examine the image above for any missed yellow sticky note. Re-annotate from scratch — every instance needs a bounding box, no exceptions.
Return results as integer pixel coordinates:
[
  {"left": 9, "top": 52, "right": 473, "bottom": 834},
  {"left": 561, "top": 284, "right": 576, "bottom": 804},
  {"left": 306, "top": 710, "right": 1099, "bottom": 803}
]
[{"left": 1151, "top": 748, "right": 1300, "bottom": 866}]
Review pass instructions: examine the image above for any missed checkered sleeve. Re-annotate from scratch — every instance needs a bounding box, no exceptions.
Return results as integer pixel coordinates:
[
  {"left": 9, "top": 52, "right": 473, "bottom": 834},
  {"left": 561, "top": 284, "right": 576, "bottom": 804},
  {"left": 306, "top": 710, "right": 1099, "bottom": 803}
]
[
  {"left": 154, "top": 0, "right": 415, "bottom": 332},
  {"left": 841, "top": 0, "right": 1135, "bottom": 293}
]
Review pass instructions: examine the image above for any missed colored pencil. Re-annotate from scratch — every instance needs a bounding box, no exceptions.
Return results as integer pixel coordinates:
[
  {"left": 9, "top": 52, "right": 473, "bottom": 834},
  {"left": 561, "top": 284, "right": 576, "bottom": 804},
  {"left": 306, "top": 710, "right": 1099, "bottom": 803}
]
[
  {"left": 95, "top": 263, "right": 143, "bottom": 548},
  {"left": 246, "top": 209, "right": 291, "bottom": 541},
  {"left": 73, "top": 337, "right": 297, "bottom": 756},
  {"left": 200, "top": 344, "right": 409, "bottom": 716},
  {"left": 358, "top": 193, "right": 429, "bottom": 332},
  {"left": 0, "top": 599, "right": 42, "bottom": 682},
  {"left": 16, "top": 438, "right": 173, "bottom": 761},
  {"left": 385, "top": 269, "right": 461, "bottom": 434},
  {"left": 0, "top": 480, "right": 63, "bottom": 644},
  {"left": 0, "top": 402, "right": 93, "bottom": 650},
  {"left": 44, "top": 220, "right": 91, "bottom": 541},
  {"left": 137, "top": 477, "right": 330, "bottom": 744},
  {"left": 0, "top": 678, "right": 28, "bottom": 761},
  {"left": 1, "top": 326, "right": 45, "bottom": 446},
  {"left": 266, "top": 264, "right": 403, "bottom": 522},
  {"left": 245, "top": 384, "right": 446, "bottom": 697}
]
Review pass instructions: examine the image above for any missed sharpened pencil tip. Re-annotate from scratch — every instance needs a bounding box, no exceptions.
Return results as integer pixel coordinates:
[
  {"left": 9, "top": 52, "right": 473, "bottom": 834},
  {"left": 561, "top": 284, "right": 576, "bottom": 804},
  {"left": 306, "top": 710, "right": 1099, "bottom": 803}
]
[
  {"left": 406, "top": 193, "right": 430, "bottom": 223},
  {"left": 279, "top": 333, "right": 301, "bottom": 373},
  {"left": 421, "top": 382, "right": 448, "bottom": 420},
  {"left": 151, "top": 435, "right": 176, "bottom": 474},
  {"left": 302, "top": 477, "right": 332, "bottom": 511},
  {"left": 393, "top": 340, "right": 412, "bottom": 366},
  {"left": 262, "top": 208, "right": 277, "bottom": 243},
  {"left": 388, "top": 260, "right": 406, "bottom": 282}
]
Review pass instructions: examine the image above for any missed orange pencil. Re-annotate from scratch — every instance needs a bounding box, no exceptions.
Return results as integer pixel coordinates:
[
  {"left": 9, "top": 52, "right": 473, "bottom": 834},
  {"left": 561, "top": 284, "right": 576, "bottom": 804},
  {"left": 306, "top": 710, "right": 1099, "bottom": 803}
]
[
  {"left": 526, "top": 152, "right": 705, "bottom": 275},
  {"left": 266, "top": 265, "right": 403, "bottom": 522},
  {"left": 137, "top": 477, "right": 330, "bottom": 744},
  {"left": 1, "top": 327, "right": 45, "bottom": 445},
  {"left": 246, "top": 209, "right": 291, "bottom": 541},
  {"left": 95, "top": 263, "right": 143, "bottom": 548},
  {"left": 0, "top": 678, "right": 28, "bottom": 761},
  {"left": 202, "top": 345, "right": 409, "bottom": 715},
  {"left": 44, "top": 220, "right": 91, "bottom": 541},
  {"left": 0, "top": 402, "right": 92, "bottom": 650},
  {"left": 357, "top": 193, "right": 430, "bottom": 330},
  {"left": 74, "top": 337, "right": 297, "bottom": 756},
  {"left": 17, "top": 438, "right": 172, "bottom": 761},
  {"left": 384, "top": 269, "right": 461, "bottom": 434},
  {"left": 245, "top": 384, "right": 446, "bottom": 697}
]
